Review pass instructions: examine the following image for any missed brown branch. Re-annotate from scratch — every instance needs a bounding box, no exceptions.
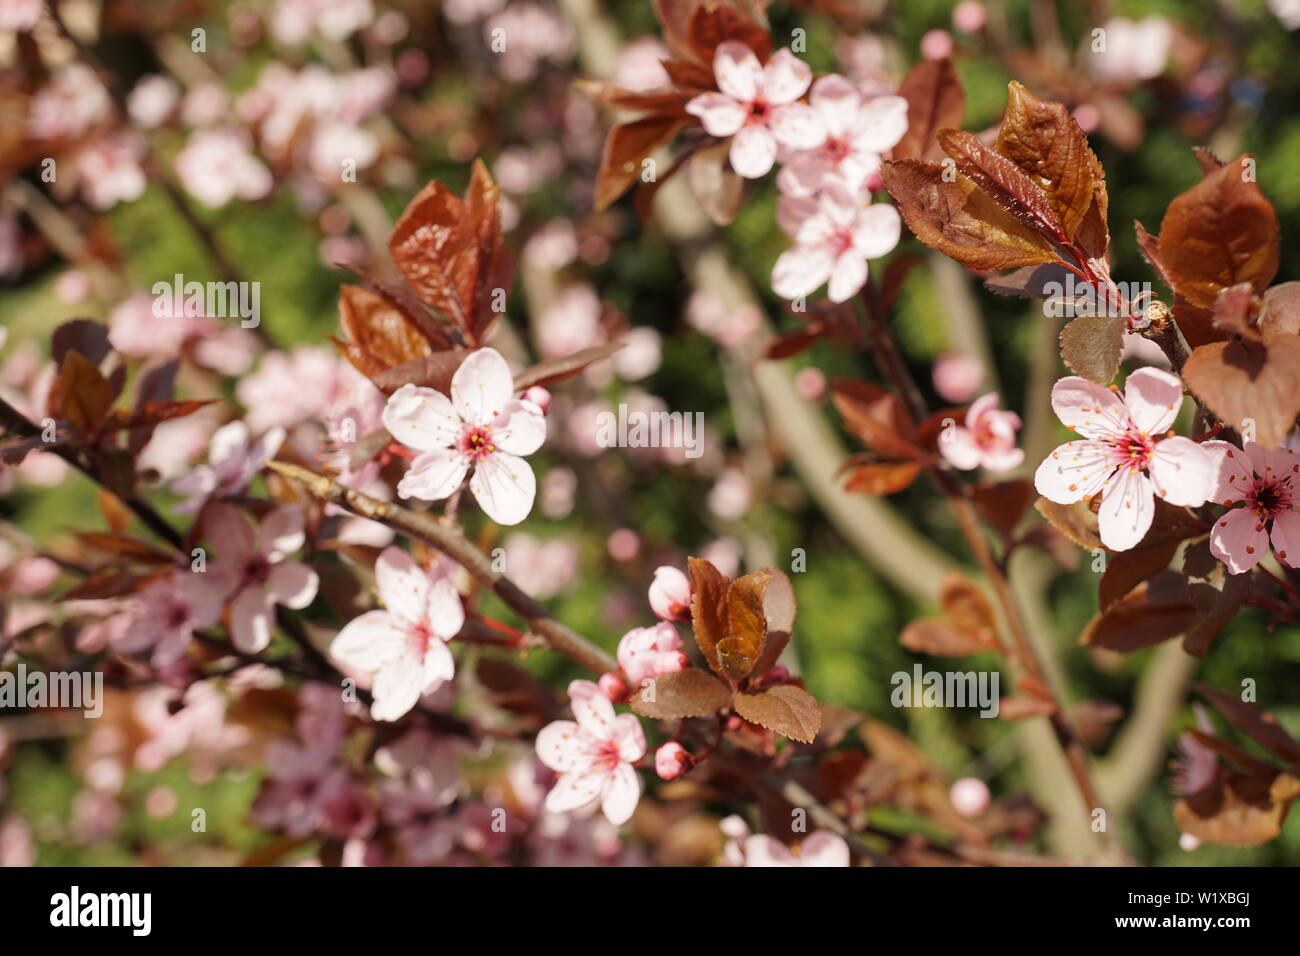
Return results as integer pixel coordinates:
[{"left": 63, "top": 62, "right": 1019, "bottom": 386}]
[{"left": 266, "top": 460, "right": 619, "bottom": 676}]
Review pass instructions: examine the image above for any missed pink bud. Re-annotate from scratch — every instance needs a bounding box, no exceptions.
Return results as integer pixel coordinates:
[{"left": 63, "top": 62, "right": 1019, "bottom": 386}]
[
  {"left": 1072, "top": 103, "right": 1101, "bottom": 134},
  {"left": 952, "top": 1, "right": 986, "bottom": 33},
  {"left": 932, "top": 352, "right": 983, "bottom": 404},
  {"left": 522, "top": 386, "right": 552, "bottom": 414},
  {"left": 920, "top": 29, "right": 955, "bottom": 61},
  {"left": 949, "top": 777, "right": 991, "bottom": 818},
  {"left": 598, "top": 672, "right": 629, "bottom": 702},
  {"left": 793, "top": 367, "right": 827, "bottom": 402},
  {"left": 648, "top": 565, "right": 692, "bottom": 621},
  {"left": 655, "top": 741, "right": 692, "bottom": 780}
]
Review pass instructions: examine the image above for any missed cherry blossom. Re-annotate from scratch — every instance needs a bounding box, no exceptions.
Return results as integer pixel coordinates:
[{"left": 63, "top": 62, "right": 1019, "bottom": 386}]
[
  {"left": 1203, "top": 439, "right": 1300, "bottom": 574},
  {"left": 772, "top": 181, "right": 901, "bottom": 303},
  {"left": 686, "top": 42, "right": 823, "bottom": 179},
  {"left": 171, "top": 420, "right": 285, "bottom": 513},
  {"left": 617, "top": 621, "right": 688, "bottom": 688},
  {"left": 731, "top": 829, "right": 851, "bottom": 867},
  {"left": 655, "top": 741, "right": 691, "bottom": 780},
  {"left": 115, "top": 570, "right": 227, "bottom": 667},
  {"left": 776, "top": 75, "right": 907, "bottom": 198},
  {"left": 382, "top": 347, "right": 547, "bottom": 526},
  {"left": 939, "top": 393, "right": 1024, "bottom": 472},
  {"left": 208, "top": 503, "right": 319, "bottom": 653},
  {"left": 330, "top": 547, "right": 465, "bottom": 721},
  {"left": 536, "top": 679, "right": 646, "bottom": 825},
  {"left": 175, "top": 128, "right": 272, "bottom": 209},
  {"left": 1034, "top": 369, "right": 1215, "bottom": 551},
  {"left": 1090, "top": 17, "right": 1171, "bottom": 84},
  {"left": 647, "top": 565, "right": 691, "bottom": 622}
]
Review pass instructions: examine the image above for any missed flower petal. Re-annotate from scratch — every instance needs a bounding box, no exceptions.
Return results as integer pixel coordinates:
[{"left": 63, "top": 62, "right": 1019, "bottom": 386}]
[
  {"left": 569, "top": 678, "right": 616, "bottom": 737},
  {"left": 729, "top": 124, "right": 777, "bottom": 178},
  {"left": 397, "top": 447, "right": 470, "bottom": 502},
  {"left": 259, "top": 504, "right": 306, "bottom": 560},
  {"left": 268, "top": 560, "right": 319, "bottom": 610},
  {"left": 468, "top": 452, "right": 536, "bottom": 525},
  {"left": 230, "top": 585, "right": 274, "bottom": 653},
  {"left": 451, "top": 348, "right": 516, "bottom": 427},
  {"left": 853, "top": 95, "right": 909, "bottom": 153},
  {"left": 422, "top": 638, "right": 456, "bottom": 686},
  {"left": 1050, "top": 377, "right": 1130, "bottom": 439},
  {"left": 761, "top": 48, "right": 813, "bottom": 104},
  {"left": 809, "top": 73, "right": 859, "bottom": 137},
  {"left": 797, "top": 831, "right": 851, "bottom": 867},
  {"left": 1097, "top": 467, "right": 1155, "bottom": 551},
  {"left": 374, "top": 546, "right": 430, "bottom": 624},
  {"left": 422, "top": 577, "right": 465, "bottom": 640},
  {"left": 382, "top": 383, "right": 460, "bottom": 452},
  {"left": 685, "top": 92, "right": 746, "bottom": 137},
  {"left": 712, "top": 41, "right": 761, "bottom": 102},
  {"left": 1124, "top": 366, "right": 1183, "bottom": 435},
  {"left": 600, "top": 762, "right": 641, "bottom": 825},
  {"left": 535, "top": 720, "right": 587, "bottom": 772},
  {"left": 771, "top": 242, "right": 835, "bottom": 300},
  {"left": 1210, "top": 506, "right": 1267, "bottom": 574},
  {"left": 852, "top": 203, "right": 901, "bottom": 259},
  {"left": 826, "top": 252, "right": 867, "bottom": 303},
  {"left": 1269, "top": 510, "right": 1300, "bottom": 568},
  {"left": 370, "top": 654, "right": 426, "bottom": 721},
  {"left": 330, "top": 610, "right": 407, "bottom": 672},
  {"left": 611, "top": 713, "right": 647, "bottom": 763},
  {"left": 1034, "top": 439, "right": 1113, "bottom": 503},
  {"left": 544, "top": 767, "right": 605, "bottom": 815},
  {"left": 1148, "top": 436, "right": 1213, "bottom": 507},
  {"left": 206, "top": 502, "right": 256, "bottom": 561},
  {"left": 770, "top": 102, "right": 825, "bottom": 150},
  {"left": 491, "top": 399, "right": 546, "bottom": 456}
]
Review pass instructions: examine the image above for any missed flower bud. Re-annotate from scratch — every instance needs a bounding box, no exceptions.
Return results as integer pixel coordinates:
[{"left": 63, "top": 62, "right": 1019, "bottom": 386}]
[
  {"left": 648, "top": 565, "right": 692, "bottom": 621},
  {"left": 655, "top": 741, "right": 692, "bottom": 780},
  {"left": 949, "top": 777, "right": 991, "bottom": 818},
  {"left": 598, "top": 671, "right": 629, "bottom": 702},
  {"left": 521, "top": 386, "right": 551, "bottom": 414}
]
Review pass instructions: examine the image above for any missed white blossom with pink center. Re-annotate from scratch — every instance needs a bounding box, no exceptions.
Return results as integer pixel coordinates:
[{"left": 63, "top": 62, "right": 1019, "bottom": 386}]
[
  {"left": 536, "top": 679, "right": 646, "bottom": 825},
  {"left": 685, "top": 42, "right": 824, "bottom": 179},
  {"left": 330, "top": 547, "right": 465, "bottom": 721},
  {"left": 208, "top": 503, "right": 320, "bottom": 653},
  {"left": 776, "top": 74, "right": 907, "bottom": 198},
  {"left": 939, "top": 393, "right": 1024, "bottom": 472},
  {"left": 382, "top": 347, "right": 547, "bottom": 526},
  {"left": 74, "top": 132, "right": 146, "bottom": 211},
  {"left": 171, "top": 420, "right": 285, "bottom": 513},
  {"left": 772, "top": 180, "right": 901, "bottom": 303},
  {"left": 1203, "top": 438, "right": 1300, "bottom": 574},
  {"left": 1034, "top": 369, "right": 1215, "bottom": 551}
]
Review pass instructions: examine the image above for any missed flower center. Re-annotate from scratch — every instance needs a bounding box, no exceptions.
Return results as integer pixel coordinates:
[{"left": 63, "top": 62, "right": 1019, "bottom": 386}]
[
  {"left": 458, "top": 425, "right": 496, "bottom": 462},
  {"left": 408, "top": 620, "right": 434, "bottom": 655},
  {"left": 164, "top": 603, "right": 190, "bottom": 629},
  {"left": 1112, "top": 431, "right": 1154, "bottom": 471},
  {"left": 243, "top": 555, "right": 271, "bottom": 585},
  {"left": 1249, "top": 476, "right": 1293, "bottom": 520},
  {"left": 590, "top": 739, "right": 621, "bottom": 772},
  {"left": 747, "top": 98, "right": 771, "bottom": 124},
  {"left": 824, "top": 136, "right": 851, "bottom": 164}
]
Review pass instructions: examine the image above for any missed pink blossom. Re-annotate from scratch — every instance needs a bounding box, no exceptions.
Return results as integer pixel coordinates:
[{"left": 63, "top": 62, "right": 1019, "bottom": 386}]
[
  {"left": 708, "top": 466, "right": 753, "bottom": 521},
  {"left": 115, "top": 570, "right": 227, "bottom": 666},
  {"left": 648, "top": 566, "right": 692, "bottom": 622},
  {"left": 28, "top": 64, "right": 109, "bottom": 141},
  {"left": 920, "top": 29, "right": 955, "bottom": 61},
  {"left": 251, "top": 739, "right": 345, "bottom": 836},
  {"left": 1034, "top": 369, "right": 1215, "bottom": 551},
  {"left": 127, "top": 74, "right": 179, "bottom": 129},
  {"left": 953, "top": 1, "right": 987, "bottom": 32},
  {"left": 330, "top": 547, "right": 465, "bottom": 721},
  {"left": 655, "top": 741, "right": 691, "bottom": 780},
  {"left": 932, "top": 352, "right": 984, "bottom": 403},
  {"left": 171, "top": 420, "right": 286, "bottom": 513},
  {"left": 949, "top": 777, "right": 991, "bottom": 817},
  {"left": 536, "top": 679, "right": 646, "bottom": 825},
  {"left": 772, "top": 182, "right": 901, "bottom": 302},
  {"left": 236, "top": 346, "right": 340, "bottom": 432},
  {"left": 208, "top": 503, "right": 319, "bottom": 653},
  {"left": 940, "top": 393, "right": 1024, "bottom": 472},
  {"left": 383, "top": 348, "right": 547, "bottom": 526},
  {"left": 272, "top": 0, "right": 375, "bottom": 45},
  {"left": 0, "top": 0, "right": 42, "bottom": 33},
  {"left": 1090, "top": 17, "right": 1171, "bottom": 84},
  {"left": 501, "top": 532, "right": 578, "bottom": 599},
  {"left": 75, "top": 132, "right": 146, "bottom": 210},
  {"left": 175, "top": 128, "right": 272, "bottom": 209},
  {"left": 1204, "top": 439, "right": 1300, "bottom": 574},
  {"left": 743, "top": 831, "right": 850, "bottom": 867},
  {"left": 686, "top": 43, "right": 823, "bottom": 179},
  {"left": 614, "top": 36, "right": 671, "bottom": 92},
  {"left": 617, "top": 621, "right": 687, "bottom": 687},
  {"left": 776, "top": 75, "right": 907, "bottom": 198},
  {"left": 1173, "top": 703, "right": 1218, "bottom": 796}
]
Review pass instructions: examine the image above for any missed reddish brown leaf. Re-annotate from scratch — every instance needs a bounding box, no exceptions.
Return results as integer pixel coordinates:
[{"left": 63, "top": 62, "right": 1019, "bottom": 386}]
[
  {"left": 1182, "top": 336, "right": 1300, "bottom": 448},
  {"left": 630, "top": 667, "right": 732, "bottom": 718},
  {"left": 688, "top": 556, "right": 729, "bottom": 672},
  {"left": 830, "top": 378, "right": 921, "bottom": 461},
  {"left": 338, "top": 284, "right": 435, "bottom": 370},
  {"left": 1182, "top": 540, "right": 1250, "bottom": 657},
  {"left": 57, "top": 351, "right": 113, "bottom": 433},
  {"left": 733, "top": 684, "right": 822, "bottom": 743},
  {"left": 594, "top": 114, "right": 688, "bottom": 212},
  {"left": 972, "top": 480, "right": 1034, "bottom": 538},
  {"left": 842, "top": 461, "right": 922, "bottom": 495},
  {"left": 512, "top": 342, "right": 625, "bottom": 390},
  {"left": 1098, "top": 539, "right": 1179, "bottom": 611},
  {"left": 1059, "top": 313, "right": 1125, "bottom": 384},
  {"left": 899, "top": 619, "right": 988, "bottom": 657},
  {"left": 1081, "top": 571, "right": 1195, "bottom": 653},
  {"left": 1034, "top": 496, "right": 1102, "bottom": 551},
  {"left": 1196, "top": 685, "right": 1300, "bottom": 765},
  {"left": 368, "top": 349, "right": 472, "bottom": 396},
  {"left": 1175, "top": 773, "right": 1293, "bottom": 847},
  {"left": 937, "top": 127, "right": 1064, "bottom": 240},
  {"left": 940, "top": 575, "right": 998, "bottom": 643},
  {"left": 998, "top": 696, "right": 1058, "bottom": 720},
  {"left": 880, "top": 159, "right": 1060, "bottom": 272},
  {"left": 893, "top": 58, "right": 965, "bottom": 162},
  {"left": 716, "top": 569, "right": 772, "bottom": 681}
]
